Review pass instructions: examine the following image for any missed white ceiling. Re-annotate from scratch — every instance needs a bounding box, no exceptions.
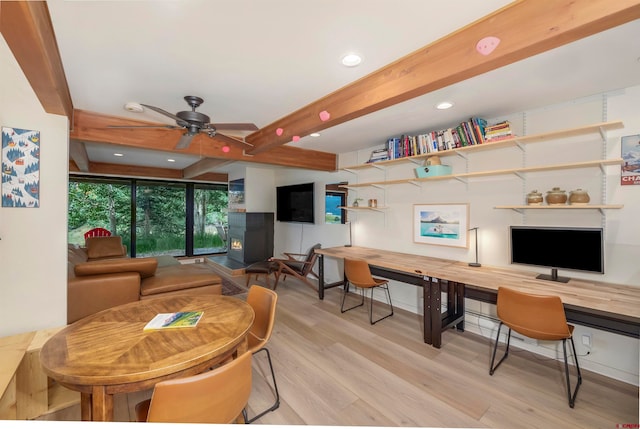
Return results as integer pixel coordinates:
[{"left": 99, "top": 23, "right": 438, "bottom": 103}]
[{"left": 45, "top": 0, "right": 640, "bottom": 172}]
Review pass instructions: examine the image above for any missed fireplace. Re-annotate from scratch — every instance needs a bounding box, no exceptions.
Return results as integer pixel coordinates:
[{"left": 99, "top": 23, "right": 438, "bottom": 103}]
[{"left": 227, "top": 212, "right": 274, "bottom": 265}]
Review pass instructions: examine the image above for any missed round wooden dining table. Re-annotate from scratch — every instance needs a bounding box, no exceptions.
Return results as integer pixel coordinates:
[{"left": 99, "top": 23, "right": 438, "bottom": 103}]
[{"left": 40, "top": 294, "right": 254, "bottom": 421}]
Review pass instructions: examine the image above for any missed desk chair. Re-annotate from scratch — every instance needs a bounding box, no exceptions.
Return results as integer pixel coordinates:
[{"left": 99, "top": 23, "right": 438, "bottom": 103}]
[
  {"left": 489, "top": 287, "right": 582, "bottom": 408},
  {"left": 245, "top": 285, "right": 280, "bottom": 423},
  {"left": 273, "top": 243, "right": 321, "bottom": 291},
  {"left": 341, "top": 258, "right": 394, "bottom": 324},
  {"left": 135, "top": 350, "right": 252, "bottom": 423}
]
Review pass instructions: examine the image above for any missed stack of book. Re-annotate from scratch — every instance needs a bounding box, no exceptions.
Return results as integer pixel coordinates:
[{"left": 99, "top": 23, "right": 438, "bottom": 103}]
[
  {"left": 484, "top": 121, "right": 513, "bottom": 141},
  {"left": 368, "top": 148, "right": 389, "bottom": 163},
  {"left": 383, "top": 117, "right": 488, "bottom": 161}
]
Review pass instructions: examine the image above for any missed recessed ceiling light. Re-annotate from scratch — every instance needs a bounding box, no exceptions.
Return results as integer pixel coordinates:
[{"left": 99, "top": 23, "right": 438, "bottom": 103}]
[
  {"left": 341, "top": 53, "right": 362, "bottom": 67},
  {"left": 167, "top": 158, "right": 176, "bottom": 163},
  {"left": 124, "top": 102, "right": 144, "bottom": 113},
  {"left": 436, "top": 101, "right": 454, "bottom": 110},
  {"left": 114, "top": 153, "right": 124, "bottom": 157},
  {"left": 310, "top": 133, "right": 321, "bottom": 137}
]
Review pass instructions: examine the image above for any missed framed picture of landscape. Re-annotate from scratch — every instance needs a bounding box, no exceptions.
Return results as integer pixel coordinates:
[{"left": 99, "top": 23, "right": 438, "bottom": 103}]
[
  {"left": 413, "top": 203, "right": 469, "bottom": 247},
  {"left": 2, "top": 126, "right": 40, "bottom": 208}
]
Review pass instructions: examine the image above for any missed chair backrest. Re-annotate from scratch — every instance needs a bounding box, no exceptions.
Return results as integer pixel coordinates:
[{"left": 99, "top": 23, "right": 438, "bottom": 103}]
[
  {"left": 344, "top": 258, "right": 377, "bottom": 288},
  {"left": 302, "top": 243, "right": 321, "bottom": 274},
  {"left": 145, "top": 351, "right": 252, "bottom": 423},
  {"left": 496, "top": 287, "right": 571, "bottom": 341},
  {"left": 247, "top": 285, "right": 278, "bottom": 352},
  {"left": 84, "top": 227, "right": 111, "bottom": 240}
]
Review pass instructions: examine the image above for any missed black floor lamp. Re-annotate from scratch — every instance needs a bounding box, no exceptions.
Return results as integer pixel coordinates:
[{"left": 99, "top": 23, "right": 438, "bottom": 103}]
[{"left": 468, "top": 227, "right": 481, "bottom": 267}]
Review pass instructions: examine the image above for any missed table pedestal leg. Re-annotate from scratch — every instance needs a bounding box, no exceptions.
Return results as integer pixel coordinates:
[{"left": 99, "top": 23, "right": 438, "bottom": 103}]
[
  {"left": 91, "top": 386, "right": 113, "bottom": 421},
  {"left": 80, "top": 393, "right": 92, "bottom": 421}
]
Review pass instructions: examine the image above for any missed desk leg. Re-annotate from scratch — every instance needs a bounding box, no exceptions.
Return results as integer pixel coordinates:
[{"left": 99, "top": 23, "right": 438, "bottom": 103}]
[
  {"left": 91, "top": 386, "right": 113, "bottom": 421},
  {"left": 422, "top": 276, "right": 433, "bottom": 345},
  {"left": 430, "top": 278, "right": 443, "bottom": 349},
  {"left": 318, "top": 254, "right": 325, "bottom": 300}
]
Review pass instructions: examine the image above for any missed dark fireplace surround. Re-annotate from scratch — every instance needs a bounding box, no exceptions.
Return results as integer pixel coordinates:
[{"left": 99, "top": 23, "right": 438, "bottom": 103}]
[{"left": 227, "top": 212, "right": 274, "bottom": 265}]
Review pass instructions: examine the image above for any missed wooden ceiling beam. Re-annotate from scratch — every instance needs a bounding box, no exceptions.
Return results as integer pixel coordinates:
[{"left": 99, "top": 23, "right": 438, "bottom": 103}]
[
  {"left": 71, "top": 109, "right": 337, "bottom": 171},
  {"left": 69, "top": 140, "right": 90, "bottom": 172},
  {"left": 245, "top": 0, "right": 640, "bottom": 154},
  {"left": 69, "top": 160, "right": 228, "bottom": 183},
  {"left": 0, "top": 1, "right": 73, "bottom": 118},
  {"left": 183, "top": 159, "right": 234, "bottom": 179}
]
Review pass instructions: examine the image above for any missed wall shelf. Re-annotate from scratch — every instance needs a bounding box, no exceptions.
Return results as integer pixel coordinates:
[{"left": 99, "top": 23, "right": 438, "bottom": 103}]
[
  {"left": 495, "top": 204, "right": 624, "bottom": 214},
  {"left": 340, "top": 120, "right": 624, "bottom": 172},
  {"left": 339, "top": 205, "right": 388, "bottom": 212},
  {"left": 342, "top": 158, "right": 623, "bottom": 189}
]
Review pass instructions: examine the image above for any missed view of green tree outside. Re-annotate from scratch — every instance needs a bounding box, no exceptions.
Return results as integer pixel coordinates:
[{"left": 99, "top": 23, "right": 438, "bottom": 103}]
[{"left": 68, "top": 177, "right": 228, "bottom": 257}]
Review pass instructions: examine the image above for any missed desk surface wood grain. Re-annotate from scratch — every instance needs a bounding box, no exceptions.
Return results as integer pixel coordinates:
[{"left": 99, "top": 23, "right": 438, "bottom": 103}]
[{"left": 316, "top": 246, "right": 640, "bottom": 321}]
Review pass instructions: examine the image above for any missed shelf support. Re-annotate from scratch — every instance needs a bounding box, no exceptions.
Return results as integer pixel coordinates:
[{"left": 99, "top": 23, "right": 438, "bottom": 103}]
[
  {"left": 342, "top": 168, "right": 359, "bottom": 175},
  {"left": 455, "top": 151, "right": 468, "bottom": 160},
  {"left": 371, "top": 184, "right": 387, "bottom": 190},
  {"left": 370, "top": 164, "right": 387, "bottom": 171},
  {"left": 453, "top": 177, "right": 467, "bottom": 184},
  {"left": 407, "top": 180, "right": 422, "bottom": 187}
]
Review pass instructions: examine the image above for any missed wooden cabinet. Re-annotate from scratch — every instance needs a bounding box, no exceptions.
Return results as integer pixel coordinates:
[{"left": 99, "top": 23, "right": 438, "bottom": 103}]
[{"left": 339, "top": 120, "right": 625, "bottom": 212}]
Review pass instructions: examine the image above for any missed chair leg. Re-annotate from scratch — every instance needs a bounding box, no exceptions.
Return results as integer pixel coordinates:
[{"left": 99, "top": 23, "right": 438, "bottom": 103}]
[
  {"left": 489, "top": 323, "right": 511, "bottom": 375},
  {"left": 369, "top": 284, "right": 394, "bottom": 324},
  {"left": 563, "top": 337, "right": 583, "bottom": 408},
  {"left": 246, "top": 347, "right": 280, "bottom": 423},
  {"left": 341, "top": 282, "right": 365, "bottom": 313}
]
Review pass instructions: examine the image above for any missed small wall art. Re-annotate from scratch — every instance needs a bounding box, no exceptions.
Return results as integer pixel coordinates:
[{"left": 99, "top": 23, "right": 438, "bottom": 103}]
[
  {"left": 229, "top": 178, "right": 245, "bottom": 204},
  {"left": 413, "top": 203, "right": 469, "bottom": 247},
  {"left": 621, "top": 134, "right": 640, "bottom": 186},
  {"left": 2, "top": 126, "right": 40, "bottom": 208}
]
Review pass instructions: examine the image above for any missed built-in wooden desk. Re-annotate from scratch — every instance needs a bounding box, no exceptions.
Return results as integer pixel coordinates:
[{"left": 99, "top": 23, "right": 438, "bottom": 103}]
[{"left": 316, "top": 246, "right": 640, "bottom": 348}]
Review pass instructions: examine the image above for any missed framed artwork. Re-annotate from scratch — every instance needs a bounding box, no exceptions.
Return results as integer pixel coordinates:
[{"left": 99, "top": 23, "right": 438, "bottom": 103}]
[
  {"left": 413, "top": 203, "right": 469, "bottom": 247},
  {"left": 229, "top": 178, "right": 245, "bottom": 204},
  {"left": 2, "top": 126, "right": 40, "bottom": 208},
  {"left": 621, "top": 134, "right": 640, "bottom": 186}
]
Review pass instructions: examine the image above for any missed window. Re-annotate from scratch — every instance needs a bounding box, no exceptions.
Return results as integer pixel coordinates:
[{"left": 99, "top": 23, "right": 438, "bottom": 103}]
[
  {"left": 325, "top": 182, "right": 347, "bottom": 224},
  {"left": 68, "top": 176, "right": 228, "bottom": 257}
]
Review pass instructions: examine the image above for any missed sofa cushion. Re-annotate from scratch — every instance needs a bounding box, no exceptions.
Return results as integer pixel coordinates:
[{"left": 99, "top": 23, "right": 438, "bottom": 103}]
[
  {"left": 75, "top": 257, "right": 158, "bottom": 278},
  {"left": 86, "top": 236, "right": 126, "bottom": 260},
  {"left": 140, "top": 264, "right": 221, "bottom": 297}
]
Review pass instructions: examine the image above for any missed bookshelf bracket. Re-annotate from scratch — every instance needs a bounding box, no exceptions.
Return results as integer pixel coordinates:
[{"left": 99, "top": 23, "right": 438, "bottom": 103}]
[
  {"left": 370, "top": 164, "right": 387, "bottom": 171},
  {"left": 408, "top": 180, "right": 422, "bottom": 187},
  {"left": 453, "top": 176, "right": 467, "bottom": 184}
]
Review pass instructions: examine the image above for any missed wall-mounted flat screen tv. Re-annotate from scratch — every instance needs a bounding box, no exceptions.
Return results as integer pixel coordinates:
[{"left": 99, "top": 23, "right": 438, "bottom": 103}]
[
  {"left": 276, "top": 182, "right": 315, "bottom": 224},
  {"left": 510, "top": 226, "right": 604, "bottom": 283}
]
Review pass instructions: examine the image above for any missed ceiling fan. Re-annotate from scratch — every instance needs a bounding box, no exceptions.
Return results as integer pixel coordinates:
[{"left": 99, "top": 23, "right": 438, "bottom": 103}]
[{"left": 109, "top": 95, "right": 258, "bottom": 150}]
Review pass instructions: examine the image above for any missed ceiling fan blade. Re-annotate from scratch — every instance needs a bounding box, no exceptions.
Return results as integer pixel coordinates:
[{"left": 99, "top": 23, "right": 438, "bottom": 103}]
[
  {"left": 107, "top": 124, "right": 180, "bottom": 129},
  {"left": 140, "top": 104, "right": 186, "bottom": 124},
  {"left": 175, "top": 133, "right": 196, "bottom": 149},
  {"left": 211, "top": 123, "right": 259, "bottom": 132},
  {"left": 212, "top": 132, "right": 254, "bottom": 148}
]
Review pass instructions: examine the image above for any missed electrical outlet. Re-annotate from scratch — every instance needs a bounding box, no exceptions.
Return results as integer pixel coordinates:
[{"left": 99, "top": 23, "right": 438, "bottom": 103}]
[{"left": 582, "top": 333, "right": 592, "bottom": 348}]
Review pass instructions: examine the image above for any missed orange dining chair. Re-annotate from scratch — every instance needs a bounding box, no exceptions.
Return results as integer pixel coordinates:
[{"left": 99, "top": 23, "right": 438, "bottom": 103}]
[
  {"left": 245, "top": 285, "right": 280, "bottom": 423},
  {"left": 341, "top": 258, "right": 394, "bottom": 324},
  {"left": 135, "top": 351, "right": 252, "bottom": 423},
  {"left": 489, "top": 287, "right": 582, "bottom": 408},
  {"left": 83, "top": 227, "right": 111, "bottom": 242}
]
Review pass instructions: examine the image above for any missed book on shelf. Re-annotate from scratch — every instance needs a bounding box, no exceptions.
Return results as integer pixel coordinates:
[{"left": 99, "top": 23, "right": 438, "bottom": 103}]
[{"left": 143, "top": 311, "right": 204, "bottom": 330}]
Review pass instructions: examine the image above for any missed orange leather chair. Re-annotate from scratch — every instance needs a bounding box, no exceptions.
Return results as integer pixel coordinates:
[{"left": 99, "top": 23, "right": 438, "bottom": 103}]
[
  {"left": 245, "top": 285, "right": 280, "bottom": 423},
  {"left": 341, "top": 258, "right": 394, "bottom": 324},
  {"left": 135, "top": 351, "right": 252, "bottom": 423},
  {"left": 489, "top": 287, "right": 582, "bottom": 408}
]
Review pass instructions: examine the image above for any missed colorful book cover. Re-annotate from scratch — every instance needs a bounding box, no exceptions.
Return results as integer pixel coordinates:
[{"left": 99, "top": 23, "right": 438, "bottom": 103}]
[{"left": 144, "top": 311, "right": 204, "bottom": 330}]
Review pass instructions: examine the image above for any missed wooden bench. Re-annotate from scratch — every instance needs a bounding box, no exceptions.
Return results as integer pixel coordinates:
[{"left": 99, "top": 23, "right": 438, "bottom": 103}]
[{"left": 0, "top": 327, "right": 79, "bottom": 420}]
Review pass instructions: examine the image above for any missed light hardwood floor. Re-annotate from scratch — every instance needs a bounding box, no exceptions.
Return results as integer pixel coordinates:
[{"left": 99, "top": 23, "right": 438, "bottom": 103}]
[{"left": 40, "top": 270, "right": 639, "bottom": 427}]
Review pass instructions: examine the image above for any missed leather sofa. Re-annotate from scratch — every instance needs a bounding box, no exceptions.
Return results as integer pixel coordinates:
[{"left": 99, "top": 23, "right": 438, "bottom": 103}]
[{"left": 67, "top": 236, "right": 222, "bottom": 323}]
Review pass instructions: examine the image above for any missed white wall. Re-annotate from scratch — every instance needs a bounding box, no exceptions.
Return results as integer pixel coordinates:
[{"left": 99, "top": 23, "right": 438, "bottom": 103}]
[
  {"left": 271, "top": 87, "right": 640, "bottom": 385},
  {"left": 0, "top": 35, "right": 69, "bottom": 337}
]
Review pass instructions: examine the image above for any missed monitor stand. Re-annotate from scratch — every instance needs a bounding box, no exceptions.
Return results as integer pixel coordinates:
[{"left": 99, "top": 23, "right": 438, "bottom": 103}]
[{"left": 536, "top": 268, "right": 570, "bottom": 283}]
